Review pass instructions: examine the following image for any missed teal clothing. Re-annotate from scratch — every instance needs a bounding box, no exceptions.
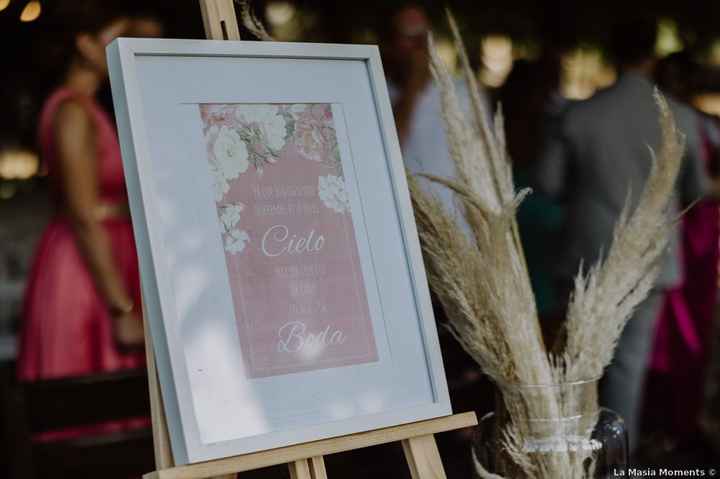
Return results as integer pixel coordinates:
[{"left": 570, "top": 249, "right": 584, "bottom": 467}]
[{"left": 516, "top": 170, "right": 564, "bottom": 315}]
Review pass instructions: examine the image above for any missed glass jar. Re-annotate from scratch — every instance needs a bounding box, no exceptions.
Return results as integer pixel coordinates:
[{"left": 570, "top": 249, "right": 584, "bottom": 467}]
[{"left": 472, "top": 378, "right": 627, "bottom": 478}]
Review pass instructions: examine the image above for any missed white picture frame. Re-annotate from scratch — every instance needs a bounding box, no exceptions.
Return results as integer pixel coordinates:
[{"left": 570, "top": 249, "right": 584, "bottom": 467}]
[{"left": 107, "top": 38, "right": 450, "bottom": 465}]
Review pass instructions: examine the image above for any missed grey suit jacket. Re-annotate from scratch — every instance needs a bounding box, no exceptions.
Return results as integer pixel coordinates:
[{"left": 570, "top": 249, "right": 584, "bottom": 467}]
[{"left": 534, "top": 72, "right": 708, "bottom": 288}]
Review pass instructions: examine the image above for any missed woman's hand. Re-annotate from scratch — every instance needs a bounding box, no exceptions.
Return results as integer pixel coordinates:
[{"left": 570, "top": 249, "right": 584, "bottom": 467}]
[{"left": 113, "top": 312, "right": 145, "bottom": 350}]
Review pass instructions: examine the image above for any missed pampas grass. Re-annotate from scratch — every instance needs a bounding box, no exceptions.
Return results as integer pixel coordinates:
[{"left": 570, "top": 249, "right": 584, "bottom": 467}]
[
  {"left": 412, "top": 10, "right": 686, "bottom": 479},
  {"left": 420, "top": 11, "right": 572, "bottom": 476},
  {"left": 236, "top": 0, "right": 275, "bottom": 40},
  {"left": 425, "top": 17, "right": 551, "bottom": 389},
  {"left": 558, "top": 92, "right": 684, "bottom": 383}
]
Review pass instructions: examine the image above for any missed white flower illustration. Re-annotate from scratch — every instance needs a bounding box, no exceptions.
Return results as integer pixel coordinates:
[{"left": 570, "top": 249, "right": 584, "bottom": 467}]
[
  {"left": 218, "top": 202, "right": 250, "bottom": 255},
  {"left": 236, "top": 107, "right": 286, "bottom": 151},
  {"left": 213, "top": 126, "right": 250, "bottom": 176},
  {"left": 220, "top": 202, "right": 243, "bottom": 231},
  {"left": 209, "top": 161, "right": 229, "bottom": 202},
  {"left": 224, "top": 228, "right": 250, "bottom": 254},
  {"left": 318, "top": 175, "right": 351, "bottom": 214}
]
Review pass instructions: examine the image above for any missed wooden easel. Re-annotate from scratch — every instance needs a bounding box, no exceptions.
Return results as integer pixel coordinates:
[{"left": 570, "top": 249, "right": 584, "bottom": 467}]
[{"left": 141, "top": 2, "right": 478, "bottom": 478}]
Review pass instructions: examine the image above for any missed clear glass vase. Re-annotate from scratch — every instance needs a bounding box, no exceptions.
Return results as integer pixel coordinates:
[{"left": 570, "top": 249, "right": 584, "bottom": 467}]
[{"left": 472, "top": 378, "right": 627, "bottom": 478}]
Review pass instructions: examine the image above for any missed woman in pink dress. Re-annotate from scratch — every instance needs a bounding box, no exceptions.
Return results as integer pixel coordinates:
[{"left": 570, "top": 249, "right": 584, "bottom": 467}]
[{"left": 16, "top": 8, "right": 161, "bottom": 381}]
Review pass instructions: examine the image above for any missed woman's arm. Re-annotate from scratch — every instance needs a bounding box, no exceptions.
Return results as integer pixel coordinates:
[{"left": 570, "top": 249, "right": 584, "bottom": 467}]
[{"left": 53, "top": 100, "right": 142, "bottom": 345}]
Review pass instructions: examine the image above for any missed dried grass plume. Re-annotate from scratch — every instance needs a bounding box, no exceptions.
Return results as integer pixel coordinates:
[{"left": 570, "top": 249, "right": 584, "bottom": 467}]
[{"left": 412, "top": 9, "right": 687, "bottom": 478}]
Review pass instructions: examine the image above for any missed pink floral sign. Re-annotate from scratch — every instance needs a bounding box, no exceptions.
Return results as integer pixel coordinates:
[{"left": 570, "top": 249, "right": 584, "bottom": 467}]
[{"left": 199, "top": 103, "right": 378, "bottom": 377}]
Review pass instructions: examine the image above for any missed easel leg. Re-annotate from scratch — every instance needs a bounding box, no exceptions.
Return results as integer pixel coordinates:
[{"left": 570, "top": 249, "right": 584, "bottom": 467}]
[
  {"left": 288, "top": 459, "right": 311, "bottom": 479},
  {"left": 309, "top": 456, "right": 328, "bottom": 479},
  {"left": 288, "top": 456, "right": 327, "bottom": 479},
  {"left": 402, "top": 434, "right": 447, "bottom": 479}
]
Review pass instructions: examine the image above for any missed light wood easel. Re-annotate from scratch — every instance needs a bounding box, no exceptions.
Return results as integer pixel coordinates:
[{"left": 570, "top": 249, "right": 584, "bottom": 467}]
[{"left": 141, "top": 2, "right": 478, "bottom": 478}]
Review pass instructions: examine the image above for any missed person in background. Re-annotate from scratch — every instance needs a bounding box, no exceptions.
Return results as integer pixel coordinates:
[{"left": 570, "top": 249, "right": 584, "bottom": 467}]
[
  {"left": 17, "top": 2, "right": 163, "bottom": 383},
  {"left": 382, "top": 4, "right": 433, "bottom": 146},
  {"left": 643, "top": 52, "right": 720, "bottom": 453},
  {"left": 499, "top": 58, "right": 566, "bottom": 328},
  {"left": 532, "top": 18, "right": 708, "bottom": 453},
  {"left": 699, "top": 103, "right": 720, "bottom": 459},
  {"left": 381, "top": 3, "right": 482, "bottom": 229}
]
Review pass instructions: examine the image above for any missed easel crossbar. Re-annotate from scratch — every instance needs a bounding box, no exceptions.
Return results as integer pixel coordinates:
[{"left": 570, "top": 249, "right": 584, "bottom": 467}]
[{"left": 143, "top": 412, "right": 476, "bottom": 479}]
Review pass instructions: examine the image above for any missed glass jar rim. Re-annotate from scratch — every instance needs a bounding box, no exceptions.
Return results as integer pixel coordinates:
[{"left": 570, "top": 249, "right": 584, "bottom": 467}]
[{"left": 493, "top": 375, "right": 602, "bottom": 390}]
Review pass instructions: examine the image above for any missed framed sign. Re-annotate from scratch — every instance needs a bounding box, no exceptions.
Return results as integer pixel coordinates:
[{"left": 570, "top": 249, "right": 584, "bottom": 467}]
[{"left": 107, "top": 38, "right": 450, "bottom": 464}]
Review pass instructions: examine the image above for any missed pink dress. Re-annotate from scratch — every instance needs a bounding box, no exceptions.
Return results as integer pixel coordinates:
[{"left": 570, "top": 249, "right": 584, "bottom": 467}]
[
  {"left": 17, "top": 88, "right": 145, "bottom": 381},
  {"left": 646, "top": 118, "right": 719, "bottom": 439}
]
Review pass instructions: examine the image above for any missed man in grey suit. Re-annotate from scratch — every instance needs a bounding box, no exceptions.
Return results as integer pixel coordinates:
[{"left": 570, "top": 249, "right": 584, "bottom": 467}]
[{"left": 534, "top": 19, "right": 708, "bottom": 453}]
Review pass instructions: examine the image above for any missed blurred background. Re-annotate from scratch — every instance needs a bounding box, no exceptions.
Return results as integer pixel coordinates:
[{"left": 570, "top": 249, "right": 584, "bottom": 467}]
[
  {"left": 5, "top": 0, "right": 720, "bottom": 348},
  {"left": 2, "top": 0, "right": 720, "bottom": 477}
]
